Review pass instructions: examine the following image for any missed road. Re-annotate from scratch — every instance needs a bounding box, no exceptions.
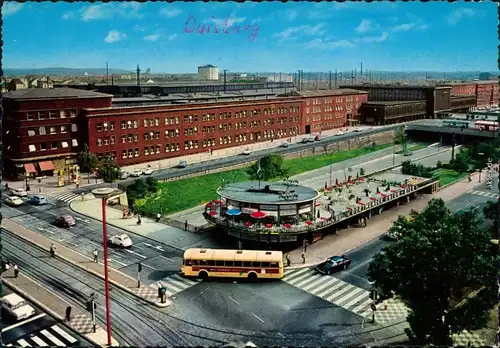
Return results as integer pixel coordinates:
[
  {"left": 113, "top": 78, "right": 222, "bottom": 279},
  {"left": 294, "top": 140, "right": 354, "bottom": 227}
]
[
  {"left": 2, "top": 230, "right": 379, "bottom": 346},
  {"left": 1, "top": 286, "right": 93, "bottom": 347}
]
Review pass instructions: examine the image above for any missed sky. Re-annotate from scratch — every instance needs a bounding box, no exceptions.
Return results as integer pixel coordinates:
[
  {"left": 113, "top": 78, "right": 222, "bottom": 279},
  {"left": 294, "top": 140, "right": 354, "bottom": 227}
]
[{"left": 3, "top": 1, "right": 498, "bottom": 73}]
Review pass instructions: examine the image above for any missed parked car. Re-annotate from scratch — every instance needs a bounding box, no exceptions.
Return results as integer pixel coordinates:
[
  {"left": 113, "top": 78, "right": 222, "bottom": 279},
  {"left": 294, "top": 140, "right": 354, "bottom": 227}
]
[
  {"left": 56, "top": 215, "right": 76, "bottom": 228},
  {"left": 242, "top": 148, "right": 251, "bottom": 155},
  {"left": 143, "top": 168, "right": 154, "bottom": 175},
  {"left": 314, "top": 135, "right": 321, "bottom": 141},
  {"left": 281, "top": 142, "right": 289, "bottom": 148},
  {"left": 30, "top": 195, "right": 48, "bottom": 205},
  {"left": 335, "top": 131, "right": 344, "bottom": 136},
  {"left": 386, "top": 230, "right": 401, "bottom": 241},
  {"left": 315, "top": 255, "right": 352, "bottom": 275},
  {"left": 6, "top": 196, "right": 24, "bottom": 207},
  {"left": 1, "top": 293, "right": 36, "bottom": 321},
  {"left": 121, "top": 171, "right": 130, "bottom": 179},
  {"left": 178, "top": 160, "right": 188, "bottom": 168},
  {"left": 108, "top": 233, "right": 133, "bottom": 248},
  {"left": 131, "top": 169, "right": 143, "bottom": 177},
  {"left": 9, "top": 188, "right": 27, "bottom": 197},
  {"left": 353, "top": 127, "right": 363, "bottom": 132},
  {"left": 301, "top": 137, "right": 312, "bottom": 144}
]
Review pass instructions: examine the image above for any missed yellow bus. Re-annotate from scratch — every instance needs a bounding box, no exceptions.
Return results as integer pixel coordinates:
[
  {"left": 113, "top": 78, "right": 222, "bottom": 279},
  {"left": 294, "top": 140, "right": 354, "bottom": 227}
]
[{"left": 181, "top": 248, "right": 284, "bottom": 280}]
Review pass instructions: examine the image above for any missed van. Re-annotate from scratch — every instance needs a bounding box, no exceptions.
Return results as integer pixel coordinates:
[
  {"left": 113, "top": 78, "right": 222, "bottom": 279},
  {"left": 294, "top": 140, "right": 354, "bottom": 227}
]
[{"left": 1, "top": 293, "right": 36, "bottom": 321}]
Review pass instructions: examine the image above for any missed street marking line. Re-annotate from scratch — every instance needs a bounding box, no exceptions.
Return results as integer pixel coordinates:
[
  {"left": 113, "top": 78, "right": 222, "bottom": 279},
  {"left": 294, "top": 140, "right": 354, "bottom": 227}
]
[
  {"left": 229, "top": 296, "right": 240, "bottom": 305},
  {"left": 107, "top": 258, "right": 128, "bottom": 267},
  {"left": 51, "top": 324, "right": 77, "bottom": 343},
  {"left": 31, "top": 335, "right": 49, "bottom": 346},
  {"left": 308, "top": 277, "right": 341, "bottom": 296},
  {"left": 251, "top": 312, "right": 265, "bottom": 323},
  {"left": 40, "top": 329, "right": 65, "bottom": 346},
  {"left": 133, "top": 245, "right": 145, "bottom": 250},
  {"left": 160, "top": 255, "right": 175, "bottom": 262},
  {"left": 278, "top": 332, "right": 285, "bottom": 338},
  {"left": 125, "top": 249, "right": 147, "bottom": 258},
  {"left": 2, "top": 313, "right": 46, "bottom": 332},
  {"left": 142, "top": 263, "right": 157, "bottom": 270},
  {"left": 332, "top": 285, "right": 366, "bottom": 305},
  {"left": 170, "top": 273, "right": 198, "bottom": 286},
  {"left": 67, "top": 241, "right": 79, "bottom": 247},
  {"left": 17, "top": 339, "right": 30, "bottom": 347}
]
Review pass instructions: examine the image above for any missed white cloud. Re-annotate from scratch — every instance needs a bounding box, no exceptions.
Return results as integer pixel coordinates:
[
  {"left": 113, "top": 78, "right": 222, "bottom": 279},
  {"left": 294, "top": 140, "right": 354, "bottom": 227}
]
[
  {"left": 104, "top": 30, "right": 127, "bottom": 43},
  {"left": 144, "top": 34, "right": 161, "bottom": 42},
  {"left": 356, "top": 19, "right": 373, "bottom": 33},
  {"left": 447, "top": 8, "right": 475, "bottom": 25},
  {"left": 273, "top": 23, "right": 325, "bottom": 41},
  {"left": 212, "top": 16, "right": 246, "bottom": 27},
  {"left": 286, "top": 9, "right": 298, "bottom": 21},
  {"left": 390, "top": 22, "right": 428, "bottom": 33},
  {"left": 167, "top": 34, "right": 178, "bottom": 41},
  {"left": 306, "top": 38, "right": 356, "bottom": 50},
  {"left": 359, "top": 32, "right": 389, "bottom": 43},
  {"left": 159, "top": 8, "right": 182, "bottom": 18},
  {"left": 72, "top": 3, "right": 145, "bottom": 21},
  {"left": 2, "top": 2, "right": 24, "bottom": 16},
  {"left": 134, "top": 25, "right": 145, "bottom": 32}
]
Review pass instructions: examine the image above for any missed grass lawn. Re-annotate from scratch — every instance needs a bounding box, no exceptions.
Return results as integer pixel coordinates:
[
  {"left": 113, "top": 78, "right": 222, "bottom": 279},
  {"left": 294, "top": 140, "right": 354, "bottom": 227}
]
[
  {"left": 138, "top": 143, "right": 393, "bottom": 215},
  {"left": 431, "top": 168, "right": 469, "bottom": 187},
  {"left": 395, "top": 143, "right": 428, "bottom": 154}
]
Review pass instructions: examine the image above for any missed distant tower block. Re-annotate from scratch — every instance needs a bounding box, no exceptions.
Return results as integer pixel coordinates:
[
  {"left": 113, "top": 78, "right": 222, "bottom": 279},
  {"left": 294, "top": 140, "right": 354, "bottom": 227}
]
[{"left": 198, "top": 65, "right": 219, "bottom": 80}]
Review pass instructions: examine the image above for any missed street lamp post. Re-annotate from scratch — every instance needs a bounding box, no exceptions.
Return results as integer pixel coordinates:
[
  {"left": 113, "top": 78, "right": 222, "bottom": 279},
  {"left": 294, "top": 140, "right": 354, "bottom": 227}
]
[{"left": 91, "top": 187, "right": 115, "bottom": 346}]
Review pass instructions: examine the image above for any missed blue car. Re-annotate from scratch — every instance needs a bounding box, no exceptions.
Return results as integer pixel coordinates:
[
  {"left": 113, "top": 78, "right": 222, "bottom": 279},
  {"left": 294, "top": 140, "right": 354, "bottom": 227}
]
[
  {"left": 315, "top": 255, "right": 351, "bottom": 275},
  {"left": 30, "top": 195, "right": 48, "bottom": 205}
]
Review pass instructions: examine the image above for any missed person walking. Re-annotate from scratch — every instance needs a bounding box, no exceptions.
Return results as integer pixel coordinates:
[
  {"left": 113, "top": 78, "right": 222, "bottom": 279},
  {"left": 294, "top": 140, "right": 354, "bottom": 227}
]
[
  {"left": 81, "top": 192, "right": 85, "bottom": 201},
  {"left": 303, "top": 239, "right": 308, "bottom": 253},
  {"left": 13, "top": 264, "right": 19, "bottom": 278},
  {"left": 50, "top": 244, "right": 56, "bottom": 257},
  {"left": 301, "top": 251, "right": 306, "bottom": 264},
  {"left": 136, "top": 215, "right": 142, "bottom": 226},
  {"left": 286, "top": 253, "right": 291, "bottom": 267},
  {"left": 65, "top": 306, "right": 72, "bottom": 322},
  {"left": 184, "top": 220, "right": 188, "bottom": 231},
  {"left": 156, "top": 213, "right": 161, "bottom": 223},
  {"left": 93, "top": 249, "right": 98, "bottom": 263}
]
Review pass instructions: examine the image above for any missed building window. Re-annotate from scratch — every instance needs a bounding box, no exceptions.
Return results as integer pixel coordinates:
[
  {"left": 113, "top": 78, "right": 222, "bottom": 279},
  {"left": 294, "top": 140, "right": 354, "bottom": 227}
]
[
  {"left": 29, "top": 144, "right": 36, "bottom": 152},
  {"left": 27, "top": 112, "right": 34, "bottom": 120},
  {"left": 97, "top": 123, "right": 103, "bottom": 132},
  {"left": 133, "top": 134, "right": 138, "bottom": 142},
  {"left": 62, "top": 141, "right": 69, "bottom": 148},
  {"left": 121, "top": 135, "right": 127, "bottom": 143},
  {"left": 71, "top": 124, "right": 78, "bottom": 132},
  {"left": 144, "top": 148, "right": 149, "bottom": 156},
  {"left": 121, "top": 121, "right": 127, "bottom": 129},
  {"left": 38, "top": 112, "right": 45, "bottom": 120},
  {"left": 28, "top": 129, "right": 36, "bottom": 136},
  {"left": 133, "top": 120, "right": 138, "bottom": 128},
  {"left": 61, "top": 125, "right": 68, "bottom": 133},
  {"left": 72, "top": 139, "right": 78, "bottom": 147},
  {"left": 110, "top": 136, "right": 115, "bottom": 144},
  {"left": 122, "top": 150, "right": 128, "bottom": 159},
  {"left": 49, "top": 127, "right": 56, "bottom": 135},
  {"left": 127, "top": 120, "right": 133, "bottom": 129},
  {"left": 70, "top": 110, "right": 77, "bottom": 118},
  {"left": 103, "top": 122, "right": 109, "bottom": 131},
  {"left": 97, "top": 139, "right": 103, "bottom": 146},
  {"left": 60, "top": 110, "right": 67, "bottom": 118},
  {"left": 40, "top": 143, "right": 47, "bottom": 151},
  {"left": 110, "top": 121, "right": 115, "bottom": 130},
  {"left": 49, "top": 111, "right": 56, "bottom": 119}
]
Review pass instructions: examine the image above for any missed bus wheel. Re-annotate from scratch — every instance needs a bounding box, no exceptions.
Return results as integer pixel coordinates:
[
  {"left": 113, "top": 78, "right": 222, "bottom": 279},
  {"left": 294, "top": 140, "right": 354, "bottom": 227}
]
[
  {"left": 248, "top": 272, "right": 257, "bottom": 281},
  {"left": 199, "top": 271, "right": 208, "bottom": 279}
]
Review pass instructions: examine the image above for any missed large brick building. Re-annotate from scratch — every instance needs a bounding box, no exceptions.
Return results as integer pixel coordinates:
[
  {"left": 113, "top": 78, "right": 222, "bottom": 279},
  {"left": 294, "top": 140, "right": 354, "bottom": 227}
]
[{"left": 474, "top": 81, "right": 499, "bottom": 108}]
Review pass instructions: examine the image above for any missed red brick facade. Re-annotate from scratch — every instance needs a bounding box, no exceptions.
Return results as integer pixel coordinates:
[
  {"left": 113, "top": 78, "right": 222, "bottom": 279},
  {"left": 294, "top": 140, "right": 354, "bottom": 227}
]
[
  {"left": 475, "top": 81, "right": 499, "bottom": 108},
  {"left": 450, "top": 83, "right": 476, "bottom": 96}
]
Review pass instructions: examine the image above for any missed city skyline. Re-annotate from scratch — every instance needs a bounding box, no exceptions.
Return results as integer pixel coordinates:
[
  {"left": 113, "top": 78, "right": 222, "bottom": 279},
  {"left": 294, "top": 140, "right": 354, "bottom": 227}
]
[{"left": 3, "top": 1, "right": 498, "bottom": 73}]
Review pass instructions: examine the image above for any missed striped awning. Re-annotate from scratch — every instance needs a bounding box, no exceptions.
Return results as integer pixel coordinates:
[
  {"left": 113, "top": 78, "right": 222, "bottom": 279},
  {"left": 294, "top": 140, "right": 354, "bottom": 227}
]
[
  {"left": 24, "top": 163, "right": 36, "bottom": 173},
  {"left": 38, "top": 160, "right": 55, "bottom": 171}
]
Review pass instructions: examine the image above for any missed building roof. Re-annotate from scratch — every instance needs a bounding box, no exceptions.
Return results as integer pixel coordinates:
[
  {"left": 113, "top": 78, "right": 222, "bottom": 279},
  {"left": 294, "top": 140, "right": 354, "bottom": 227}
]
[
  {"left": 341, "top": 83, "right": 449, "bottom": 90},
  {"left": 199, "top": 65, "right": 218, "bottom": 68},
  {"left": 364, "top": 100, "right": 427, "bottom": 106},
  {"left": 280, "top": 88, "right": 368, "bottom": 98},
  {"left": 217, "top": 181, "right": 319, "bottom": 205},
  {"left": 3, "top": 87, "right": 112, "bottom": 100}
]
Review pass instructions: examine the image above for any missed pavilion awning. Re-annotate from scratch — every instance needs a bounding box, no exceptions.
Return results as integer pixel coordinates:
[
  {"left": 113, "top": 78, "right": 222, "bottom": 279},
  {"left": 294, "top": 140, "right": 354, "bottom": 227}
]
[
  {"left": 24, "top": 163, "right": 36, "bottom": 173},
  {"left": 38, "top": 161, "right": 55, "bottom": 171}
]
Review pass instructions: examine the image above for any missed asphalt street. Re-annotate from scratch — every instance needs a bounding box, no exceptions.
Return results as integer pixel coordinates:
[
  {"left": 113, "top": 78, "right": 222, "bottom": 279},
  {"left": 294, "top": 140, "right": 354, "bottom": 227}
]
[
  {"left": 1, "top": 286, "right": 92, "bottom": 346},
  {"left": 2, "top": 230, "right": 377, "bottom": 346},
  {"left": 2, "top": 193, "right": 186, "bottom": 285}
]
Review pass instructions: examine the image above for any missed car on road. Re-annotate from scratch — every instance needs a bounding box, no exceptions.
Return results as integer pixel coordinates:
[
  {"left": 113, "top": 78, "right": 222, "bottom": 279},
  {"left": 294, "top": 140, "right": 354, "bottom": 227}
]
[
  {"left": 29, "top": 195, "right": 48, "bottom": 205},
  {"left": 108, "top": 233, "right": 133, "bottom": 248},
  {"left": 56, "top": 215, "right": 76, "bottom": 228},
  {"left": 335, "top": 131, "right": 344, "bottom": 136},
  {"left": 301, "top": 136, "right": 314, "bottom": 143},
  {"left": 6, "top": 196, "right": 24, "bottom": 207},
  {"left": 315, "top": 255, "right": 352, "bottom": 275},
  {"left": 131, "top": 169, "right": 142, "bottom": 177},
  {"left": 143, "top": 168, "right": 154, "bottom": 175},
  {"left": 242, "top": 148, "right": 251, "bottom": 155},
  {"left": 353, "top": 127, "right": 363, "bottom": 132},
  {"left": 9, "top": 188, "right": 27, "bottom": 197},
  {"left": 1, "top": 293, "right": 36, "bottom": 321},
  {"left": 280, "top": 142, "right": 289, "bottom": 148},
  {"left": 386, "top": 230, "right": 401, "bottom": 240},
  {"left": 120, "top": 171, "right": 130, "bottom": 179},
  {"left": 178, "top": 160, "right": 188, "bottom": 168}
]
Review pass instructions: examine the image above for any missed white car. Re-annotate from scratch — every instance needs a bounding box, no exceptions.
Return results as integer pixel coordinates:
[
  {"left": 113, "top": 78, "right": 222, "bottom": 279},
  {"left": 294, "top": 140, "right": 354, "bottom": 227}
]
[
  {"left": 242, "top": 148, "right": 251, "bottom": 155},
  {"left": 131, "top": 169, "right": 142, "bottom": 177},
  {"left": 353, "top": 127, "right": 363, "bottom": 132},
  {"left": 108, "top": 233, "right": 133, "bottom": 248},
  {"left": 9, "top": 188, "right": 27, "bottom": 197},
  {"left": 280, "top": 142, "right": 289, "bottom": 148},
  {"left": 6, "top": 196, "right": 24, "bottom": 206},
  {"left": 335, "top": 131, "right": 344, "bottom": 136},
  {"left": 1, "top": 293, "right": 36, "bottom": 321},
  {"left": 143, "top": 168, "right": 154, "bottom": 175},
  {"left": 121, "top": 171, "right": 130, "bottom": 179}
]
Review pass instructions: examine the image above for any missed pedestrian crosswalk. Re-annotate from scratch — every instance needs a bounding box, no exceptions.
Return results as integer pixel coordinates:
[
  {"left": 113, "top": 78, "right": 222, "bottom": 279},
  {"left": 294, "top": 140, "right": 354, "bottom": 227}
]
[
  {"left": 44, "top": 191, "right": 81, "bottom": 203},
  {"left": 6, "top": 324, "right": 80, "bottom": 347},
  {"left": 283, "top": 268, "right": 409, "bottom": 324},
  {"left": 467, "top": 189, "right": 499, "bottom": 200},
  {"left": 148, "top": 273, "right": 202, "bottom": 298}
]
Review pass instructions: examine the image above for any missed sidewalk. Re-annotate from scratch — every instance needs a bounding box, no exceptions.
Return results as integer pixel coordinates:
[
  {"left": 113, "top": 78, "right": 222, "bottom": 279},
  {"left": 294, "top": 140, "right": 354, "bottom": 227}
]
[
  {"left": 286, "top": 170, "right": 484, "bottom": 269},
  {"left": 4, "top": 174, "right": 104, "bottom": 194},
  {"left": 2, "top": 269, "right": 119, "bottom": 346},
  {"left": 3, "top": 218, "right": 172, "bottom": 308}
]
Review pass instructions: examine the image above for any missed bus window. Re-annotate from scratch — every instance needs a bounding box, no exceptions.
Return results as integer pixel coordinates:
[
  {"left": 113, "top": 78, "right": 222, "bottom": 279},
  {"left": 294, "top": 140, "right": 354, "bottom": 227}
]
[
  {"left": 185, "top": 259, "right": 193, "bottom": 266},
  {"left": 207, "top": 260, "right": 216, "bottom": 266},
  {"left": 234, "top": 261, "right": 243, "bottom": 267},
  {"left": 261, "top": 262, "right": 270, "bottom": 268},
  {"left": 225, "top": 261, "right": 234, "bottom": 267},
  {"left": 200, "top": 260, "right": 207, "bottom": 266},
  {"left": 251, "top": 262, "right": 260, "bottom": 267},
  {"left": 270, "top": 262, "right": 279, "bottom": 267},
  {"left": 243, "top": 261, "right": 251, "bottom": 267},
  {"left": 192, "top": 260, "right": 200, "bottom": 265},
  {"left": 215, "top": 260, "right": 224, "bottom": 266}
]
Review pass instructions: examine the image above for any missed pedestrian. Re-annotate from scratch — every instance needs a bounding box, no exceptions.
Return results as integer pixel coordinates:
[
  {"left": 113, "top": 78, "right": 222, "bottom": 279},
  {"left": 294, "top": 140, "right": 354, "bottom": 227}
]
[
  {"left": 156, "top": 213, "right": 161, "bottom": 222},
  {"left": 13, "top": 264, "right": 19, "bottom": 278},
  {"left": 50, "top": 244, "right": 56, "bottom": 257},
  {"left": 301, "top": 252, "right": 306, "bottom": 264},
  {"left": 2, "top": 260, "right": 10, "bottom": 272},
  {"left": 65, "top": 306, "right": 72, "bottom": 322},
  {"left": 303, "top": 239, "right": 308, "bottom": 253},
  {"left": 93, "top": 249, "right": 98, "bottom": 263},
  {"left": 81, "top": 192, "right": 85, "bottom": 201},
  {"left": 286, "top": 253, "right": 291, "bottom": 267},
  {"left": 184, "top": 220, "right": 188, "bottom": 231},
  {"left": 76, "top": 181, "right": 79, "bottom": 189},
  {"left": 237, "top": 241, "right": 242, "bottom": 250},
  {"left": 468, "top": 173, "right": 472, "bottom": 182},
  {"left": 136, "top": 215, "right": 142, "bottom": 225},
  {"left": 5, "top": 183, "right": 8, "bottom": 191}
]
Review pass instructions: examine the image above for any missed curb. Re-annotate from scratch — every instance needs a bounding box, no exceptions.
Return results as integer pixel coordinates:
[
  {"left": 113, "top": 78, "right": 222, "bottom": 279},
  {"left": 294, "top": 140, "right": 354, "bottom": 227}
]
[
  {"left": 6, "top": 223, "right": 171, "bottom": 309},
  {"left": 2, "top": 275, "right": 120, "bottom": 347}
]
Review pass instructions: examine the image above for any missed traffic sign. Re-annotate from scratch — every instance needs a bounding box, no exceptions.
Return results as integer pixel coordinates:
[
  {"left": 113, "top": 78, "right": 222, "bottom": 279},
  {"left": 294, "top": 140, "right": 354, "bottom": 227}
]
[{"left": 370, "top": 303, "right": 377, "bottom": 311}]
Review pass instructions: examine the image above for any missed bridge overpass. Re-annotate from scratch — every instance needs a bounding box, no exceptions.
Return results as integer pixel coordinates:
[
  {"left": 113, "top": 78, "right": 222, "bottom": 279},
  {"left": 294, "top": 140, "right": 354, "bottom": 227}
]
[{"left": 406, "top": 119, "right": 498, "bottom": 144}]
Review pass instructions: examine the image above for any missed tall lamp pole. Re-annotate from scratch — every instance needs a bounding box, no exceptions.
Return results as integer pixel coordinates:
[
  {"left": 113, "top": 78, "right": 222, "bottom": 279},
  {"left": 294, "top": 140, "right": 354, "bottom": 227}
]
[{"left": 92, "top": 187, "right": 115, "bottom": 346}]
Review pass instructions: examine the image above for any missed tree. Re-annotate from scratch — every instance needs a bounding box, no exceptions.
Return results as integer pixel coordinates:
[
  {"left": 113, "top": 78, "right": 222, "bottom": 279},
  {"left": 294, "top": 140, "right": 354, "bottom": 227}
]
[
  {"left": 97, "top": 156, "right": 121, "bottom": 183},
  {"left": 78, "top": 144, "right": 98, "bottom": 183},
  {"left": 246, "top": 154, "right": 287, "bottom": 181},
  {"left": 368, "top": 199, "right": 498, "bottom": 345},
  {"left": 145, "top": 177, "right": 159, "bottom": 193},
  {"left": 394, "top": 126, "right": 405, "bottom": 145}
]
